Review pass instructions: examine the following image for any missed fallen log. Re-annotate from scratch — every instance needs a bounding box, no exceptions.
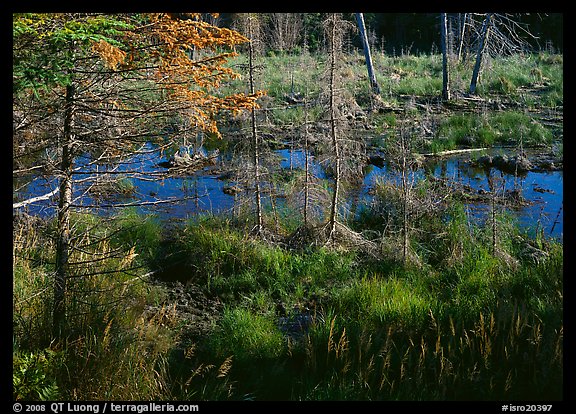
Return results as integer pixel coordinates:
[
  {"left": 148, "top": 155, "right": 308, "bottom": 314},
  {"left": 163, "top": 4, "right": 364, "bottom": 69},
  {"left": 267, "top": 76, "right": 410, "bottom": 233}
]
[{"left": 418, "top": 147, "right": 488, "bottom": 158}]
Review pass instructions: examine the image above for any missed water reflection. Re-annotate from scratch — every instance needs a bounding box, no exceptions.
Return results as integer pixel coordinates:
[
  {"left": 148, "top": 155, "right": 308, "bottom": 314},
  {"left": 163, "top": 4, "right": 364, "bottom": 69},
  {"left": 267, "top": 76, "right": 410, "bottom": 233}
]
[{"left": 15, "top": 144, "right": 563, "bottom": 239}]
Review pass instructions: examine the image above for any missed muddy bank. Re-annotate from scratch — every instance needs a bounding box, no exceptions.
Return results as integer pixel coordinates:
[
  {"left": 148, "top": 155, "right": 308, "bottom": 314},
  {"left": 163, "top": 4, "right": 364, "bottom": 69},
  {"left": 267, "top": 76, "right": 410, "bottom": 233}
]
[
  {"left": 145, "top": 277, "right": 224, "bottom": 350},
  {"left": 472, "top": 150, "right": 562, "bottom": 174}
]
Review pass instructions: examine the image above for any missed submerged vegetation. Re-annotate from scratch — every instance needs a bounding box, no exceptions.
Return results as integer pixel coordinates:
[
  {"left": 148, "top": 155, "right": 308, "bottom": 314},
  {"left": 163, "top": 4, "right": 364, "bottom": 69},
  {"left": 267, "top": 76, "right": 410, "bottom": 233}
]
[{"left": 13, "top": 13, "right": 562, "bottom": 403}]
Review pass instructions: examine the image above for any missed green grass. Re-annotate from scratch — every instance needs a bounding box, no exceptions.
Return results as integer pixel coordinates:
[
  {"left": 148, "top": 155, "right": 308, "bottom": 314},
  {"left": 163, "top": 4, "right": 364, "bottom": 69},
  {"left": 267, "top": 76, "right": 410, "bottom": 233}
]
[
  {"left": 13, "top": 205, "right": 562, "bottom": 400},
  {"left": 209, "top": 307, "right": 285, "bottom": 362},
  {"left": 13, "top": 212, "right": 175, "bottom": 400},
  {"left": 222, "top": 50, "right": 561, "bottom": 157},
  {"left": 13, "top": 48, "right": 563, "bottom": 401},
  {"left": 162, "top": 206, "right": 560, "bottom": 400},
  {"left": 433, "top": 110, "right": 554, "bottom": 152},
  {"left": 227, "top": 50, "right": 563, "bottom": 107},
  {"left": 333, "top": 275, "right": 436, "bottom": 328}
]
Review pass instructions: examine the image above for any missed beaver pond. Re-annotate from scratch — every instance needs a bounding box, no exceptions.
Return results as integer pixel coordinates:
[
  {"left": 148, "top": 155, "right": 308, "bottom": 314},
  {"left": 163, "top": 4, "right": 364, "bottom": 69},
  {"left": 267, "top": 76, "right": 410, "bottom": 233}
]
[{"left": 15, "top": 141, "right": 563, "bottom": 239}]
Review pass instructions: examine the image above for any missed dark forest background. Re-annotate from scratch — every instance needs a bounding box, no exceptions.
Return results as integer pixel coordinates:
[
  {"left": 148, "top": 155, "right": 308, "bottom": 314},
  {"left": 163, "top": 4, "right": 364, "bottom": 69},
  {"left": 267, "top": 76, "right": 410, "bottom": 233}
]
[{"left": 215, "top": 13, "right": 563, "bottom": 55}]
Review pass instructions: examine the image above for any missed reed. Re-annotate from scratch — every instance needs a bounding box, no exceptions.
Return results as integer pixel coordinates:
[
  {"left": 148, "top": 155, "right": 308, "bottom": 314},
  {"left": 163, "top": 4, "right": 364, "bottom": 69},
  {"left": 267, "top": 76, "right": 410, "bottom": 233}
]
[{"left": 13, "top": 212, "right": 176, "bottom": 400}]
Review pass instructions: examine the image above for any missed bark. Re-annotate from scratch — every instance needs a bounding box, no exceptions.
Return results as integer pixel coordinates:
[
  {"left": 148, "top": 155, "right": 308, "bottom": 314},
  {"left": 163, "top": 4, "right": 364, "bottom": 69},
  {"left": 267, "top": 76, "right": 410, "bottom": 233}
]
[
  {"left": 470, "top": 13, "right": 493, "bottom": 95},
  {"left": 248, "top": 17, "right": 263, "bottom": 234},
  {"left": 327, "top": 16, "right": 341, "bottom": 242},
  {"left": 441, "top": 13, "right": 451, "bottom": 101},
  {"left": 457, "top": 13, "right": 468, "bottom": 62},
  {"left": 13, "top": 187, "right": 59, "bottom": 209},
  {"left": 355, "top": 13, "right": 381, "bottom": 96},
  {"left": 400, "top": 129, "right": 409, "bottom": 265},
  {"left": 489, "top": 175, "right": 497, "bottom": 256},
  {"left": 53, "top": 83, "right": 75, "bottom": 338},
  {"left": 419, "top": 147, "right": 488, "bottom": 157},
  {"left": 303, "top": 97, "right": 310, "bottom": 226}
]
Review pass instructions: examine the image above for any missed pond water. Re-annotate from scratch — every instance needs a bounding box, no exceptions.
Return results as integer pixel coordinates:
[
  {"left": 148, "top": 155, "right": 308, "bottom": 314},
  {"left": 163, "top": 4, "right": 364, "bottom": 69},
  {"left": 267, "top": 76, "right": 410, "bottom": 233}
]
[
  {"left": 364, "top": 153, "right": 563, "bottom": 239},
  {"left": 15, "top": 143, "right": 563, "bottom": 240}
]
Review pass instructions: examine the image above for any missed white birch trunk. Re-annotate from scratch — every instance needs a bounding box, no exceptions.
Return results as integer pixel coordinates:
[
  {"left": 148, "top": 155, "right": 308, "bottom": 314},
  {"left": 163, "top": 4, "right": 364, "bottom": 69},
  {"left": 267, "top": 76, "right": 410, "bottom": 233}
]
[
  {"left": 441, "top": 13, "right": 451, "bottom": 101},
  {"left": 470, "top": 13, "right": 493, "bottom": 95},
  {"left": 355, "top": 13, "right": 381, "bottom": 95},
  {"left": 53, "top": 83, "right": 75, "bottom": 338}
]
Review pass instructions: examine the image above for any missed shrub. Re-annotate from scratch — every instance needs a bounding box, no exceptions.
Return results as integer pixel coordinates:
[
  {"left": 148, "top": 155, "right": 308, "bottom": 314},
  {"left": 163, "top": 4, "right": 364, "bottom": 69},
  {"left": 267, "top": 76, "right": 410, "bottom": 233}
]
[{"left": 13, "top": 349, "right": 61, "bottom": 401}]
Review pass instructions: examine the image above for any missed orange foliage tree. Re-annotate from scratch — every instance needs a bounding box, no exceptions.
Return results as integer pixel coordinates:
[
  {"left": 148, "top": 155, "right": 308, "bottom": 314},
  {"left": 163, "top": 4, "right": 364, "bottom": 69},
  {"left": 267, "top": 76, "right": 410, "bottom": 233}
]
[
  {"left": 13, "top": 12, "right": 262, "bottom": 338},
  {"left": 92, "top": 13, "right": 263, "bottom": 136}
]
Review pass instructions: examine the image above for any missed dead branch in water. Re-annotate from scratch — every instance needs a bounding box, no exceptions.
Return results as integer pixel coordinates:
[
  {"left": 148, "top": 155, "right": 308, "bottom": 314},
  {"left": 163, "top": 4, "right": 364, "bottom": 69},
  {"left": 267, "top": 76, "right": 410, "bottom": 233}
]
[{"left": 418, "top": 148, "right": 488, "bottom": 158}]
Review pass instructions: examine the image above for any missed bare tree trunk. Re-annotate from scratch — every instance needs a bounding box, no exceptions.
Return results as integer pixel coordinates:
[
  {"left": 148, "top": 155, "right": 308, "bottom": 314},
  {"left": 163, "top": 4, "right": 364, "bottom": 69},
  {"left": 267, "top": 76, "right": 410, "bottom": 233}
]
[
  {"left": 53, "top": 83, "right": 75, "bottom": 338},
  {"left": 269, "top": 182, "right": 280, "bottom": 233},
  {"left": 355, "top": 13, "right": 381, "bottom": 96},
  {"left": 248, "top": 16, "right": 263, "bottom": 234},
  {"left": 470, "top": 13, "right": 493, "bottom": 95},
  {"left": 400, "top": 127, "right": 409, "bottom": 265},
  {"left": 303, "top": 95, "right": 310, "bottom": 226},
  {"left": 441, "top": 13, "right": 451, "bottom": 101},
  {"left": 327, "top": 16, "right": 341, "bottom": 242},
  {"left": 457, "top": 13, "right": 468, "bottom": 62},
  {"left": 488, "top": 173, "right": 497, "bottom": 256}
]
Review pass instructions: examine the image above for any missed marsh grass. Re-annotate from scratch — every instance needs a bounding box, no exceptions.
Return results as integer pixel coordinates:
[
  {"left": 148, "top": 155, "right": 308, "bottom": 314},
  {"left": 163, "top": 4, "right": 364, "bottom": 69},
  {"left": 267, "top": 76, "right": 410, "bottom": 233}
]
[
  {"left": 13, "top": 206, "right": 562, "bottom": 400},
  {"left": 434, "top": 110, "right": 553, "bottom": 152},
  {"left": 172, "top": 197, "right": 562, "bottom": 400},
  {"left": 13, "top": 212, "right": 177, "bottom": 400},
  {"left": 222, "top": 50, "right": 561, "bottom": 159},
  {"left": 293, "top": 302, "right": 562, "bottom": 400},
  {"left": 13, "top": 48, "right": 562, "bottom": 401},
  {"left": 225, "top": 50, "right": 562, "bottom": 117}
]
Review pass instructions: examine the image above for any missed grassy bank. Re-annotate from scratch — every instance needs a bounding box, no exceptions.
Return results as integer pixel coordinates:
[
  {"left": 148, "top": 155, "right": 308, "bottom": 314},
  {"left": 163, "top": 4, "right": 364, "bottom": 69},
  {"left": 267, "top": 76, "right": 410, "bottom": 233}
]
[
  {"left": 13, "top": 49, "right": 563, "bottom": 401},
  {"left": 221, "top": 50, "right": 562, "bottom": 155},
  {"left": 13, "top": 200, "right": 563, "bottom": 400}
]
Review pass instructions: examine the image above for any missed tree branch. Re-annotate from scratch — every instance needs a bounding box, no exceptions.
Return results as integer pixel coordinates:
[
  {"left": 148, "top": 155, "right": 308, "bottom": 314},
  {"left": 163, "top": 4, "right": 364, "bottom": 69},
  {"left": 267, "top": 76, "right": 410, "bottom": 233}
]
[{"left": 12, "top": 187, "right": 60, "bottom": 209}]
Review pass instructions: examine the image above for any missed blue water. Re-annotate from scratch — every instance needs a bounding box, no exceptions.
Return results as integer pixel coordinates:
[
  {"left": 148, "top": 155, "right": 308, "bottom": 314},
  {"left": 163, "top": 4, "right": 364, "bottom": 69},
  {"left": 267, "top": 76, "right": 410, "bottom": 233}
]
[
  {"left": 360, "top": 153, "right": 563, "bottom": 239},
  {"left": 15, "top": 144, "right": 563, "bottom": 240}
]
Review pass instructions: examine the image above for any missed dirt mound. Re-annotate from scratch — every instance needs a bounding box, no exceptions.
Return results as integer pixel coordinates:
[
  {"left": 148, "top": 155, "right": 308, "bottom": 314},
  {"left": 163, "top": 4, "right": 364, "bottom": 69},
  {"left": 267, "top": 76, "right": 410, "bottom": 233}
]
[{"left": 146, "top": 279, "right": 224, "bottom": 346}]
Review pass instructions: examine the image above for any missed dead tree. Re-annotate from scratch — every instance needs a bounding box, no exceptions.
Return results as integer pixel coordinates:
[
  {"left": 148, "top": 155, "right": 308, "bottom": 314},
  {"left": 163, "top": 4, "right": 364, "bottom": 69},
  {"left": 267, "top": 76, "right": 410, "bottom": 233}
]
[
  {"left": 457, "top": 13, "right": 470, "bottom": 62},
  {"left": 325, "top": 14, "right": 344, "bottom": 243},
  {"left": 470, "top": 13, "right": 493, "bottom": 95},
  {"left": 467, "top": 13, "right": 538, "bottom": 94},
  {"left": 441, "top": 13, "right": 451, "bottom": 101},
  {"left": 53, "top": 82, "right": 75, "bottom": 337},
  {"left": 400, "top": 128, "right": 410, "bottom": 264},
  {"left": 303, "top": 95, "right": 311, "bottom": 226},
  {"left": 247, "top": 15, "right": 264, "bottom": 234},
  {"left": 355, "top": 13, "right": 381, "bottom": 96},
  {"left": 266, "top": 13, "right": 303, "bottom": 53}
]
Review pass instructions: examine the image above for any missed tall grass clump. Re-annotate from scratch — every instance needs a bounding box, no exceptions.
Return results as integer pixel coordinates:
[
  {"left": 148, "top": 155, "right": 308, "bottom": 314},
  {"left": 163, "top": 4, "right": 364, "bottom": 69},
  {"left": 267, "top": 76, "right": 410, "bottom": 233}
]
[
  {"left": 177, "top": 206, "right": 562, "bottom": 400},
  {"left": 13, "top": 214, "right": 56, "bottom": 350},
  {"left": 484, "top": 55, "right": 534, "bottom": 95},
  {"left": 292, "top": 305, "right": 561, "bottom": 400},
  {"left": 13, "top": 211, "right": 177, "bottom": 400},
  {"left": 209, "top": 307, "right": 285, "bottom": 362},
  {"left": 111, "top": 208, "right": 163, "bottom": 266},
  {"left": 177, "top": 221, "right": 295, "bottom": 297},
  {"left": 288, "top": 237, "right": 562, "bottom": 400},
  {"left": 165, "top": 218, "right": 358, "bottom": 301},
  {"left": 436, "top": 110, "right": 552, "bottom": 151},
  {"left": 13, "top": 213, "right": 62, "bottom": 399},
  {"left": 332, "top": 275, "right": 435, "bottom": 330},
  {"left": 480, "top": 53, "right": 563, "bottom": 108}
]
